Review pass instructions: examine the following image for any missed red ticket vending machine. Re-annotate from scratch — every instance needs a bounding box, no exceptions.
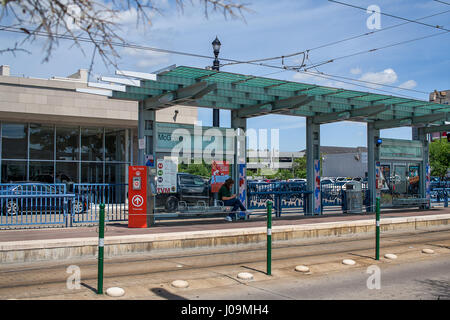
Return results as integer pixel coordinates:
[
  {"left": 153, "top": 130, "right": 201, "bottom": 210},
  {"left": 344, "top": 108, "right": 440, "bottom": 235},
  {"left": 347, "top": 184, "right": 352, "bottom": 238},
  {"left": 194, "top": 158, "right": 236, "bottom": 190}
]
[{"left": 128, "top": 166, "right": 148, "bottom": 228}]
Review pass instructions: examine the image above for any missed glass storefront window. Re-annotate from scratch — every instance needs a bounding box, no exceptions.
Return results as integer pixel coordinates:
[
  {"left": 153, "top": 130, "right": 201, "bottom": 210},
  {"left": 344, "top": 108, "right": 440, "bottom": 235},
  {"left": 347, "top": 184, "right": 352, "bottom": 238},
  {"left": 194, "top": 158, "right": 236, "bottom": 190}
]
[
  {"left": 105, "top": 129, "right": 125, "bottom": 161},
  {"left": 81, "top": 162, "right": 103, "bottom": 183},
  {"left": 105, "top": 163, "right": 126, "bottom": 184},
  {"left": 56, "top": 162, "right": 78, "bottom": 184},
  {"left": 56, "top": 126, "right": 79, "bottom": 160},
  {"left": 1, "top": 160, "right": 27, "bottom": 182},
  {"left": 1, "top": 123, "right": 130, "bottom": 185},
  {"left": 2, "top": 123, "right": 28, "bottom": 159},
  {"left": 81, "top": 127, "right": 103, "bottom": 161},
  {"left": 29, "top": 161, "right": 55, "bottom": 183},
  {"left": 29, "top": 124, "right": 54, "bottom": 160}
]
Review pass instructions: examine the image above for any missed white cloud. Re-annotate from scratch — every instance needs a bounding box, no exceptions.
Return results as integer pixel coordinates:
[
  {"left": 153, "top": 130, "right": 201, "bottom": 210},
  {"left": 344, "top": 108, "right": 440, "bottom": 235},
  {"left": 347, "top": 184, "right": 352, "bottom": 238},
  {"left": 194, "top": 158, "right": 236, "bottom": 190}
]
[
  {"left": 350, "top": 68, "right": 362, "bottom": 75},
  {"left": 292, "top": 72, "right": 316, "bottom": 83},
  {"left": 359, "top": 68, "right": 398, "bottom": 88},
  {"left": 398, "top": 80, "right": 417, "bottom": 90},
  {"left": 121, "top": 47, "right": 170, "bottom": 69}
]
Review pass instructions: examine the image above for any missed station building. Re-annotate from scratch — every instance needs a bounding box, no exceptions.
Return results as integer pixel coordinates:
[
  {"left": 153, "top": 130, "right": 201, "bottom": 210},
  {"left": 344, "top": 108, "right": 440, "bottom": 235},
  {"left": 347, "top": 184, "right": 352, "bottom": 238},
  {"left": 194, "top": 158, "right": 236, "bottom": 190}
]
[{"left": 0, "top": 65, "right": 197, "bottom": 184}]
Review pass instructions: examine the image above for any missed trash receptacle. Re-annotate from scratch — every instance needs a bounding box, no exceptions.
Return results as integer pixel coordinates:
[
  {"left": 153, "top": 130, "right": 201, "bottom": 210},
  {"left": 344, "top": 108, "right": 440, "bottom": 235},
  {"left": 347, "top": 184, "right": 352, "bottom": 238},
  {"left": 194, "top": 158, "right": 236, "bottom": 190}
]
[{"left": 344, "top": 181, "right": 363, "bottom": 213}]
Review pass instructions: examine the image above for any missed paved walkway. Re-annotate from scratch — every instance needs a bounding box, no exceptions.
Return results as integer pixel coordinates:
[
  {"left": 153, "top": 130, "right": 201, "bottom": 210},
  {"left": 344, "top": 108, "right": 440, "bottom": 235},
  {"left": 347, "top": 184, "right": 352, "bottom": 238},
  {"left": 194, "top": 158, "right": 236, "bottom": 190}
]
[{"left": 0, "top": 207, "right": 448, "bottom": 243}]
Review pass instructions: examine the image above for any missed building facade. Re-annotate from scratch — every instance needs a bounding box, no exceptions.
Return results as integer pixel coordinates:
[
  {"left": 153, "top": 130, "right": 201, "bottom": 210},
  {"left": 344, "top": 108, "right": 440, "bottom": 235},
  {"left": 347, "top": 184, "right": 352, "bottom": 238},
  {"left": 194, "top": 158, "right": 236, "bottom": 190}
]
[
  {"left": 0, "top": 65, "right": 197, "bottom": 184},
  {"left": 307, "top": 146, "right": 368, "bottom": 178}
]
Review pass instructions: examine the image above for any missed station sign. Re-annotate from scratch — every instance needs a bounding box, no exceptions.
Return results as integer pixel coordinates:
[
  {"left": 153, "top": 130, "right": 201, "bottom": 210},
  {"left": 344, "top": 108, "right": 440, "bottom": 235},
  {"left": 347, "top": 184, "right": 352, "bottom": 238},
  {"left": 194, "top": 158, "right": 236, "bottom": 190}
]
[
  {"left": 156, "top": 157, "right": 178, "bottom": 194},
  {"left": 128, "top": 166, "right": 148, "bottom": 228}
]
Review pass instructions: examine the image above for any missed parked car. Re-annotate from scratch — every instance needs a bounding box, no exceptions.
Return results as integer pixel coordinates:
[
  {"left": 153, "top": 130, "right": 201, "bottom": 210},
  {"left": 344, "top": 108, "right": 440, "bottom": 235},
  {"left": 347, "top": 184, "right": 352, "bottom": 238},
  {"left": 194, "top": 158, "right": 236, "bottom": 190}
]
[
  {"left": 320, "top": 179, "right": 335, "bottom": 186},
  {"left": 0, "top": 182, "right": 89, "bottom": 216},
  {"left": 156, "top": 173, "right": 210, "bottom": 212},
  {"left": 288, "top": 178, "right": 307, "bottom": 183}
]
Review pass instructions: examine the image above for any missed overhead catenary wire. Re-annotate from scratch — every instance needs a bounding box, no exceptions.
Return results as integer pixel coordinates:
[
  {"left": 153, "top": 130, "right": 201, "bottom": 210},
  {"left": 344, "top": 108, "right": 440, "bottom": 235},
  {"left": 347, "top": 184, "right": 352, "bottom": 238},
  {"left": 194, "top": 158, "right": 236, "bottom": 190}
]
[
  {"left": 304, "top": 30, "right": 450, "bottom": 70},
  {"left": 221, "top": 8, "right": 450, "bottom": 67},
  {"left": 434, "top": 0, "right": 450, "bottom": 6},
  {"left": 0, "top": 24, "right": 441, "bottom": 97},
  {"left": 329, "top": 0, "right": 450, "bottom": 32}
]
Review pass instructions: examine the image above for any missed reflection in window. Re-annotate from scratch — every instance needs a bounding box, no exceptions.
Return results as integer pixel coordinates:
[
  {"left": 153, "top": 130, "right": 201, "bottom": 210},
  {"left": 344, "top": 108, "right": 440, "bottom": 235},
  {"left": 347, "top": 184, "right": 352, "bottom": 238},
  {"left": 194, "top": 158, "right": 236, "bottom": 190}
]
[
  {"left": 56, "top": 162, "right": 78, "bottom": 184},
  {"left": 105, "top": 163, "right": 125, "bottom": 184},
  {"left": 81, "top": 127, "right": 103, "bottom": 161},
  {"left": 1, "top": 160, "right": 27, "bottom": 182},
  {"left": 29, "top": 124, "right": 54, "bottom": 160},
  {"left": 81, "top": 162, "right": 103, "bottom": 183},
  {"left": 105, "top": 129, "right": 125, "bottom": 161},
  {"left": 29, "top": 161, "right": 54, "bottom": 183},
  {"left": 2, "top": 123, "right": 28, "bottom": 159},
  {"left": 56, "top": 126, "right": 79, "bottom": 160}
]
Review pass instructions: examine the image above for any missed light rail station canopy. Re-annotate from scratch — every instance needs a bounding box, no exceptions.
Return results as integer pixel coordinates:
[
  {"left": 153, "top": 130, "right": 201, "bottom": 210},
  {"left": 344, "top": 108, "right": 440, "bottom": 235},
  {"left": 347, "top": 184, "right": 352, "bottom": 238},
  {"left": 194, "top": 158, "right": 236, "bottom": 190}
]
[{"left": 93, "top": 66, "right": 450, "bottom": 128}]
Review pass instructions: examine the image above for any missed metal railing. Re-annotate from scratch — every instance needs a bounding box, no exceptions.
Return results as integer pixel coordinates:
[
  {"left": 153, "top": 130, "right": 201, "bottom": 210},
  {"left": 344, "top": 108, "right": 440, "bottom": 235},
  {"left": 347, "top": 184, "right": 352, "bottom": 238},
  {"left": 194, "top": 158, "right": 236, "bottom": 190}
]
[
  {"left": 72, "top": 183, "right": 128, "bottom": 224},
  {"left": 0, "top": 183, "right": 73, "bottom": 227},
  {"left": 247, "top": 182, "right": 310, "bottom": 216}
]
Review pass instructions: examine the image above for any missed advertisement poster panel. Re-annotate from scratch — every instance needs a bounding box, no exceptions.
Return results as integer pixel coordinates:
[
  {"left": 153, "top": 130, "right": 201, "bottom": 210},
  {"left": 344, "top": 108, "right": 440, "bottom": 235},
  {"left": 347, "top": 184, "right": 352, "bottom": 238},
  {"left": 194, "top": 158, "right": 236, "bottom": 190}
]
[
  {"left": 314, "top": 160, "right": 321, "bottom": 214},
  {"left": 211, "top": 160, "right": 230, "bottom": 193},
  {"left": 239, "top": 164, "right": 246, "bottom": 205}
]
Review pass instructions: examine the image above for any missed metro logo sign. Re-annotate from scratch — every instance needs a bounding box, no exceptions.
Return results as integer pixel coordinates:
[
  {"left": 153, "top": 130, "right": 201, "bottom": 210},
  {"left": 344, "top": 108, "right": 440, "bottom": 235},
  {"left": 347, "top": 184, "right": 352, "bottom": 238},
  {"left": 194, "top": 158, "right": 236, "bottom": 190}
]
[{"left": 131, "top": 195, "right": 144, "bottom": 207}]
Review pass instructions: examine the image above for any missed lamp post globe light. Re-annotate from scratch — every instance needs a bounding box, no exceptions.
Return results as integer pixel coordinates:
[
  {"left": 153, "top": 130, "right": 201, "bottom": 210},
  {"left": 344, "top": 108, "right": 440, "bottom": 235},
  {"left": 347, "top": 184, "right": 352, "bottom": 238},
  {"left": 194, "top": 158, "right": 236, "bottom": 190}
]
[
  {"left": 211, "top": 36, "right": 221, "bottom": 127},
  {"left": 212, "top": 36, "right": 221, "bottom": 71}
]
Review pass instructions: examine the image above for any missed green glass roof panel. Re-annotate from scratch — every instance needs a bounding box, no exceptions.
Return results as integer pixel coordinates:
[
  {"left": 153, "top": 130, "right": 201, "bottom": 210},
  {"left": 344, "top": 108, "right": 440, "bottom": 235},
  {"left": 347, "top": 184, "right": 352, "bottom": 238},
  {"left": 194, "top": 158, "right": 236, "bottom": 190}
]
[
  {"left": 328, "top": 91, "right": 368, "bottom": 99},
  {"left": 102, "top": 65, "right": 448, "bottom": 121}
]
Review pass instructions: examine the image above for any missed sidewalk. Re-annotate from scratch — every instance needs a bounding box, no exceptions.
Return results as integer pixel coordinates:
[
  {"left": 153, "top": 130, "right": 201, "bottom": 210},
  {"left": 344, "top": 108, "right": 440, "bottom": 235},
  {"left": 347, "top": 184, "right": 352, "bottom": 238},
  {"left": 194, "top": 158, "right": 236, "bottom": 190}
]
[
  {"left": 0, "top": 207, "right": 449, "bottom": 264},
  {"left": 1, "top": 207, "right": 448, "bottom": 242}
]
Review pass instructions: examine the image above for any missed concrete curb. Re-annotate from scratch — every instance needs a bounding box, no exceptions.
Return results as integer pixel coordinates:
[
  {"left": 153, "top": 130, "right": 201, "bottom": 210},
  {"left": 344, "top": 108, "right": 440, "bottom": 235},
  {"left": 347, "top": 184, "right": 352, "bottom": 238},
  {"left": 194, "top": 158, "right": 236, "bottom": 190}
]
[{"left": 1, "top": 214, "right": 449, "bottom": 264}]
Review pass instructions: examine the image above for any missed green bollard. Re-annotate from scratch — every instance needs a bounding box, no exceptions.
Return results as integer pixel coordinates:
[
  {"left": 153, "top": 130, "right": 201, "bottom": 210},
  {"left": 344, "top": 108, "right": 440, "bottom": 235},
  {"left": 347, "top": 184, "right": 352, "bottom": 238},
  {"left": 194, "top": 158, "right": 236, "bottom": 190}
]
[
  {"left": 97, "top": 203, "right": 105, "bottom": 294},
  {"left": 375, "top": 197, "right": 380, "bottom": 260},
  {"left": 267, "top": 200, "right": 273, "bottom": 276}
]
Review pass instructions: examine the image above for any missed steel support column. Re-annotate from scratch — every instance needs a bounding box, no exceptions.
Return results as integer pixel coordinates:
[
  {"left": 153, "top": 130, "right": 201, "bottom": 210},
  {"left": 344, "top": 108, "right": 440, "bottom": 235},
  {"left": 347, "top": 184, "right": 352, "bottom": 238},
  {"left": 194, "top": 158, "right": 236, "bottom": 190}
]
[
  {"left": 231, "top": 111, "right": 247, "bottom": 204},
  {"left": 306, "top": 117, "right": 321, "bottom": 215},
  {"left": 367, "top": 123, "right": 380, "bottom": 213},
  {"left": 138, "top": 101, "right": 156, "bottom": 225},
  {"left": 417, "top": 127, "right": 430, "bottom": 208}
]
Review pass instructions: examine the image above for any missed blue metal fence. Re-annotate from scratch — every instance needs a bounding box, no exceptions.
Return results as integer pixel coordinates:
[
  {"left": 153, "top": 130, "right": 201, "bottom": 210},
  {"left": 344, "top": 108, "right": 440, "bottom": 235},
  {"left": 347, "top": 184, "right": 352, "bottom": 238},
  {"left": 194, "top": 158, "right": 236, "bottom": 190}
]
[
  {"left": 0, "top": 183, "right": 74, "bottom": 227},
  {"left": 0, "top": 183, "right": 128, "bottom": 228},
  {"left": 72, "top": 183, "right": 128, "bottom": 224},
  {"left": 1, "top": 179, "right": 447, "bottom": 228},
  {"left": 247, "top": 182, "right": 310, "bottom": 216},
  {"left": 321, "top": 181, "right": 368, "bottom": 211}
]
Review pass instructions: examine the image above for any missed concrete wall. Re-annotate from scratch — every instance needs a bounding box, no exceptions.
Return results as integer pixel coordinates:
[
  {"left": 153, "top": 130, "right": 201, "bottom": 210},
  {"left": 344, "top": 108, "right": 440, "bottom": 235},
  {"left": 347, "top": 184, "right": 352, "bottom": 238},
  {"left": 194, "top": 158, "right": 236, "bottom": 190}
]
[
  {"left": 0, "top": 74, "right": 198, "bottom": 128},
  {"left": 322, "top": 152, "right": 367, "bottom": 178}
]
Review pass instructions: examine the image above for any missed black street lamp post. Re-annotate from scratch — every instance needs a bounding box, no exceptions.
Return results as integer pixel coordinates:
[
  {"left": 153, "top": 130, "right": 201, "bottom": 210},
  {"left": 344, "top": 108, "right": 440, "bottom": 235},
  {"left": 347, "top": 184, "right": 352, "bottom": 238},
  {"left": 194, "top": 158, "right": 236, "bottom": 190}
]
[{"left": 211, "top": 36, "right": 221, "bottom": 127}]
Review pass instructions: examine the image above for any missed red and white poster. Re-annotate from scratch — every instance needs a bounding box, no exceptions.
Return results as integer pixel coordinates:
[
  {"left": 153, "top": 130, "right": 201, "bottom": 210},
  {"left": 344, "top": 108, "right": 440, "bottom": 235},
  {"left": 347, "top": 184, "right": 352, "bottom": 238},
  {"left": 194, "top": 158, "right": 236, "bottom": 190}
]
[{"left": 211, "top": 160, "right": 230, "bottom": 193}]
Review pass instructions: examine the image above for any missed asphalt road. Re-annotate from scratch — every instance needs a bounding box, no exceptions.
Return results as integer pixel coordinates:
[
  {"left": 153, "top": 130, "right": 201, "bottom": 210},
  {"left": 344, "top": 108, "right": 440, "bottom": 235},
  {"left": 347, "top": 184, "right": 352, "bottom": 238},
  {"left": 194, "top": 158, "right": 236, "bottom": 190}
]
[{"left": 0, "top": 226, "right": 449, "bottom": 300}]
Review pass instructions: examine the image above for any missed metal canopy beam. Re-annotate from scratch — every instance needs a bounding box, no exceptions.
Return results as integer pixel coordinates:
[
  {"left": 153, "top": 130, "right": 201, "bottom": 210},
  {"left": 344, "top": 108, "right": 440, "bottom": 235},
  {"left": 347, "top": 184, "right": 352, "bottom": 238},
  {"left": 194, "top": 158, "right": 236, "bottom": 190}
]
[
  {"left": 373, "top": 112, "right": 447, "bottom": 129},
  {"left": 419, "top": 124, "right": 450, "bottom": 134},
  {"left": 143, "top": 81, "right": 215, "bottom": 110},
  {"left": 313, "top": 104, "right": 389, "bottom": 124},
  {"left": 236, "top": 95, "right": 314, "bottom": 118}
]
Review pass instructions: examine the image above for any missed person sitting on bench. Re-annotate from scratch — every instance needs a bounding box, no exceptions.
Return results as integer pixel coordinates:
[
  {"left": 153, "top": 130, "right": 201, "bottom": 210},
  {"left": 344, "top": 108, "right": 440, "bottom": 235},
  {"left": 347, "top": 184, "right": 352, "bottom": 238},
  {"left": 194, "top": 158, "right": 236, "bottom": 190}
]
[{"left": 218, "top": 178, "right": 247, "bottom": 221}]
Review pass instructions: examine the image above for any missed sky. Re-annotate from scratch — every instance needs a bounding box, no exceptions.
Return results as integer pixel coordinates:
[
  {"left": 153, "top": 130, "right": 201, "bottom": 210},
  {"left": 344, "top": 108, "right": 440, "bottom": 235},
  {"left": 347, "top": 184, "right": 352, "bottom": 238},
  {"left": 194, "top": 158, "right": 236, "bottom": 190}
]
[{"left": 0, "top": 0, "right": 449, "bottom": 151}]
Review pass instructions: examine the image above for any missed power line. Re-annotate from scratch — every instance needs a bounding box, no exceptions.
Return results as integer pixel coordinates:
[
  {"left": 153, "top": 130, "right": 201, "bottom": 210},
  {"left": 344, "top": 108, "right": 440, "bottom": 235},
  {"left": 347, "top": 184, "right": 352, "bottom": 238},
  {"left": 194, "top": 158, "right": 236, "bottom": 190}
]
[
  {"left": 304, "top": 70, "right": 428, "bottom": 95},
  {"left": 304, "top": 30, "right": 449, "bottom": 70},
  {"left": 221, "top": 8, "right": 450, "bottom": 68},
  {"left": 0, "top": 24, "right": 437, "bottom": 96},
  {"left": 434, "top": 0, "right": 450, "bottom": 6},
  {"left": 329, "top": 0, "right": 450, "bottom": 32},
  {"left": 307, "top": 9, "right": 450, "bottom": 51},
  {"left": 296, "top": 70, "right": 420, "bottom": 99}
]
